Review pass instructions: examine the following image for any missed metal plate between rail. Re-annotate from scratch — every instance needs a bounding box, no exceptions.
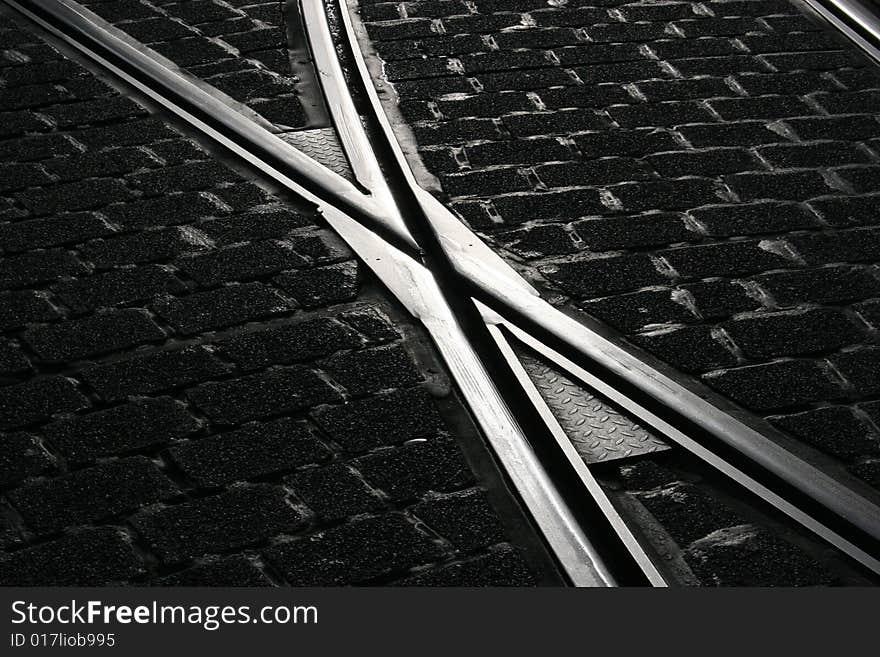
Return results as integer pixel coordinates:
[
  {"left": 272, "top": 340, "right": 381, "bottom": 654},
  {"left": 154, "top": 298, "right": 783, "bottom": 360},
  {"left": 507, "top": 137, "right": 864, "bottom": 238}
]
[{"left": 517, "top": 351, "right": 670, "bottom": 465}]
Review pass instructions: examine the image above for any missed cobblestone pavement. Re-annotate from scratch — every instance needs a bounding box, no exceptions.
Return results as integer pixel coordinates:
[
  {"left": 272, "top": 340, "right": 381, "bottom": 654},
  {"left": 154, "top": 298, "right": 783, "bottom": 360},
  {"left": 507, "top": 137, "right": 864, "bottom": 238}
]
[
  {"left": 357, "top": 0, "right": 880, "bottom": 497},
  {"left": 0, "top": 12, "right": 551, "bottom": 586},
  {"left": 80, "top": 0, "right": 312, "bottom": 128}
]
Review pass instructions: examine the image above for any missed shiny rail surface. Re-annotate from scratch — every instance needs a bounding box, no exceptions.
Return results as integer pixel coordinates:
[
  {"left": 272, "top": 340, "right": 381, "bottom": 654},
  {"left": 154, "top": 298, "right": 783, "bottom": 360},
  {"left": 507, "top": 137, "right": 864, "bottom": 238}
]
[
  {"left": 802, "top": 0, "right": 880, "bottom": 64},
  {"left": 6, "top": 0, "right": 880, "bottom": 583}
]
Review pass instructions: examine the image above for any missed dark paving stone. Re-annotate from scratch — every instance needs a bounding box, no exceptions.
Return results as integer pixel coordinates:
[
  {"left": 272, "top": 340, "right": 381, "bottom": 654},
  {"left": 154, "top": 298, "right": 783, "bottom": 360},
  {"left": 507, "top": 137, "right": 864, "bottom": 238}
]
[
  {"left": 611, "top": 179, "right": 724, "bottom": 211},
  {"left": 129, "top": 160, "right": 243, "bottom": 196},
  {"left": 120, "top": 17, "right": 195, "bottom": 43},
  {"left": 72, "top": 117, "right": 178, "bottom": 148},
  {"left": 770, "top": 406, "right": 880, "bottom": 461},
  {"left": 156, "top": 556, "right": 272, "bottom": 586},
  {"left": 724, "top": 170, "right": 834, "bottom": 202},
  {"left": 536, "top": 158, "right": 649, "bottom": 188},
  {"left": 495, "top": 224, "right": 579, "bottom": 258},
  {"left": 147, "top": 138, "right": 205, "bottom": 165},
  {"left": 677, "top": 121, "right": 787, "bottom": 147},
  {"left": 734, "top": 71, "right": 838, "bottom": 95},
  {"left": 46, "top": 147, "right": 159, "bottom": 182},
  {"left": 0, "top": 162, "right": 52, "bottom": 192},
  {"left": 608, "top": 101, "right": 715, "bottom": 128},
  {"left": 635, "top": 482, "right": 745, "bottom": 546},
  {"left": 15, "top": 178, "right": 135, "bottom": 215},
  {"left": 0, "top": 83, "right": 71, "bottom": 111},
  {"left": 660, "top": 240, "right": 791, "bottom": 279},
  {"left": 573, "top": 213, "right": 695, "bottom": 251},
  {"left": 758, "top": 142, "right": 871, "bottom": 169},
  {"left": 0, "top": 376, "right": 88, "bottom": 430},
  {"left": 212, "top": 182, "right": 271, "bottom": 209},
  {"left": 574, "top": 129, "right": 682, "bottom": 159},
  {"left": 153, "top": 37, "right": 232, "bottom": 66},
  {"left": 647, "top": 148, "right": 759, "bottom": 178},
  {"left": 784, "top": 115, "right": 880, "bottom": 142},
  {"left": 273, "top": 262, "right": 359, "bottom": 308},
  {"left": 504, "top": 109, "right": 611, "bottom": 137},
  {"left": 394, "top": 544, "right": 536, "bottom": 586},
  {"left": 45, "top": 397, "right": 199, "bottom": 463},
  {"left": 0, "top": 432, "right": 52, "bottom": 488},
  {"left": 806, "top": 195, "right": 880, "bottom": 229},
  {"left": 81, "top": 345, "right": 230, "bottom": 401},
  {"left": 356, "top": 436, "right": 474, "bottom": 501},
  {"left": 266, "top": 515, "right": 443, "bottom": 585},
  {"left": 686, "top": 524, "right": 836, "bottom": 586},
  {"left": 339, "top": 307, "right": 401, "bottom": 344},
  {"left": 286, "top": 463, "right": 384, "bottom": 521},
  {"left": 198, "top": 207, "right": 313, "bottom": 245},
  {"left": 319, "top": 344, "right": 423, "bottom": 396},
  {"left": 538, "top": 84, "right": 633, "bottom": 109},
  {"left": 542, "top": 254, "right": 668, "bottom": 299},
  {"left": 787, "top": 227, "right": 880, "bottom": 265},
  {"left": 708, "top": 95, "right": 814, "bottom": 120},
  {"left": 723, "top": 308, "right": 865, "bottom": 359},
  {"left": 169, "top": 418, "right": 329, "bottom": 486},
  {"left": 617, "top": 459, "right": 680, "bottom": 491},
  {"left": 103, "top": 192, "right": 226, "bottom": 229},
  {"left": 754, "top": 266, "right": 880, "bottom": 306},
  {"left": 24, "top": 309, "right": 165, "bottom": 362},
  {"left": 855, "top": 299, "right": 880, "bottom": 328},
  {"left": 492, "top": 189, "right": 606, "bottom": 225},
  {"left": 830, "top": 348, "right": 880, "bottom": 397},
  {"left": 690, "top": 203, "right": 820, "bottom": 237},
  {"left": 412, "top": 489, "right": 506, "bottom": 552},
  {"left": 41, "top": 97, "right": 147, "bottom": 129},
  {"left": 176, "top": 240, "right": 307, "bottom": 286},
  {"left": 132, "top": 485, "right": 306, "bottom": 564},
  {"left": 703, "top": 360, "right": 844, "bottom": 411},
  {"left": 581, "top": 288, "right": 698, "bottom": 333},
  {"left": 443, "top": 167, "right": 530, "bottom": 197},
  {"left": 849, "top": 460, "right": 880, "bottom": 489},
  {"left": 312, "top": 388, "right": 446, "bottom": 452},
  {"left": 634, "top": 325, "right": 738, "bottom": 373},
  {"left": 0, "top": 340, "right": 30, "bottom": 375},
  {"left": 216, "top": 317, "right": 360, "bottom": 371},
  {"left": 187, "top": 366, "right": 342, "bottom": 425},
  {"left": 465, "top": 138, "right": 571, "bottom": 167},
  {"left": 82, "top": 227, "right": 208, "bottom": 268},
  {"left": 0, "top": 133, "right": 80, "bottom": 162},
  {"left": 9, "top": 457, "right": 178, "bottom": 535},
  {"left": 0, "top": 110, "right": 52, "bottom": 138},
  {"left": 54, "top": 265, "right": 185, "bottom": 312},
  {"left": 0, "top": 528, "right": 144, "bottom": 585},
  {"left": 635, "top": 78, "right": 735, "bottom": 102},
  {"left": 0, "top": 249, "right": 88, "bottom": 290},
  {"left": 153, "top": 283, "right": 291, "bottom": 334},
  {"left": 0, "top": 212, "right": 115, "bottom": 253}
]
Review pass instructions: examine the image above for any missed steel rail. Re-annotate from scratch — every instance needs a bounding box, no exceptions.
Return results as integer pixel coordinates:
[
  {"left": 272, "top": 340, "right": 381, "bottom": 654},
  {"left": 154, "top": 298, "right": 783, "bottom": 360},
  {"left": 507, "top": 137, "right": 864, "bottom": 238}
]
[
  {"left": 302, "top": 1, "right": 657, "bottom": 584},
  {"left": 319, "top": 207, "right": 619, "bottom": 587},
  {"left": 331, "top": 0, "right": 880, "bottom": 573},
  {"left": 1, "top": 0, "right": 626, "bottom": 586},
  {"left": 801, "top": 0, "right": 880, "bottom": 65}
]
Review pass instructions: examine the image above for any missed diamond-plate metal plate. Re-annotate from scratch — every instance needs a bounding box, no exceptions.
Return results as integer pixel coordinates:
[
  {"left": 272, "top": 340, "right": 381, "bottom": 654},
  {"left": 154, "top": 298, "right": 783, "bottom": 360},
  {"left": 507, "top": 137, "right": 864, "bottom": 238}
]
[
  {"left": 280, "top": 127, "right": 353, "bottom": 180},
  {"left": 518, "top": 351, "right": 670, "bottom": 465}
]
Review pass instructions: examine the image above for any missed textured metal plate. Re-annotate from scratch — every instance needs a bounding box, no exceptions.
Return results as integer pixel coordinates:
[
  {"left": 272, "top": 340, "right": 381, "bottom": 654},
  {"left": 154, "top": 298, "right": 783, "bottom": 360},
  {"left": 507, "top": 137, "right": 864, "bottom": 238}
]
[
  {"left": 281, "top": 127, "right": 353, "bottom": 180},
  {"left": 518, "top": 351, "right": 670, "bottom": 465}
]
